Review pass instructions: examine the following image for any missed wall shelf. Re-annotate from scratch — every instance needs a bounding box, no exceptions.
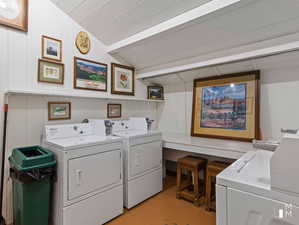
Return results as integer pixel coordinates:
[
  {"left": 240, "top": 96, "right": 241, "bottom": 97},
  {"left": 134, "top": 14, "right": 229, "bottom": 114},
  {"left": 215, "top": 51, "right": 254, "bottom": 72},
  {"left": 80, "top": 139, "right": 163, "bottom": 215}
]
[{"left": 6, "top": 89, "right": 164, "bottom": 103}]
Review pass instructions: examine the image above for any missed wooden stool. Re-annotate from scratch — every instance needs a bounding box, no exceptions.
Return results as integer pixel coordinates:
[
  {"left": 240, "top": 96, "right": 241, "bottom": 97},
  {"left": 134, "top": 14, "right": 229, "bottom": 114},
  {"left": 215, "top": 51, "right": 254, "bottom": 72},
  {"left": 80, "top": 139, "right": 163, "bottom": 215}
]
[
  {"left": 205, "top": 161, "right": 229, "bottom": 211},
  {"left": 176, "top": 156, "right": 207, "bottom": 206}
]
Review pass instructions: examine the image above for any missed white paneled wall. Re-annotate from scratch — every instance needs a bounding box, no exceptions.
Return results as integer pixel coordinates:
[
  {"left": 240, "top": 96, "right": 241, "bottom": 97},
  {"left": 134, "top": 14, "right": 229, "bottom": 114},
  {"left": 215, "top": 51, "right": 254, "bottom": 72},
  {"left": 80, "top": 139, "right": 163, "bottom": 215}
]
[
  {"left": 0, "top": 0, "right": 157, "bottom": 223},
  {"left": 158, "top": 67, "right": 299, "bottom": 140}
]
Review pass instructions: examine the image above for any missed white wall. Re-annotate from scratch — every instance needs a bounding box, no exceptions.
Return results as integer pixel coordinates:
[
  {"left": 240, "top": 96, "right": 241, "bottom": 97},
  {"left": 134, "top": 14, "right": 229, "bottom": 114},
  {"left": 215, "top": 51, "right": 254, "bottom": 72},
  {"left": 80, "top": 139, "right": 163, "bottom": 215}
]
[
  {"left": 0, "top": 0, "right": 157, "bottom": 223},
  {"left": 158, "top": 67, "right": 299, "bottom": 140}
]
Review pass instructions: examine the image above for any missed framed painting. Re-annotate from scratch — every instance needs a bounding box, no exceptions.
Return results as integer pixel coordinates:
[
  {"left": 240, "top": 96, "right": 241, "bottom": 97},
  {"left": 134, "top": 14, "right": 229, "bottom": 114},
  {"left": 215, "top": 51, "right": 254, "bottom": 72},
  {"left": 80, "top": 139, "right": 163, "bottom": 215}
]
[
  {"left": 74, "top": 57, "right": 107, "bottom": 92},
  {"left": 0, "top": 0, "right": 28, "bottom": 32},
  {"left": 111, "top": 63, "right": 135, "bottom": 96},
  {"left": 48, "top": 102, "right": 71, "bottom": 120},
  {"left": 38, "top": 59, "right": 64, "bottom": 84},
  {"left": 42, "top": 35, "right": 62, "bottom": 62},
  {"left": 107, "top": 104, "right": 122, "bottom": 118},
  {"left": 191, "top": 71, "right": 260, "bottom": 142},
  {"left": 148, "top": 86, "right": 164, "bottom": 100}
]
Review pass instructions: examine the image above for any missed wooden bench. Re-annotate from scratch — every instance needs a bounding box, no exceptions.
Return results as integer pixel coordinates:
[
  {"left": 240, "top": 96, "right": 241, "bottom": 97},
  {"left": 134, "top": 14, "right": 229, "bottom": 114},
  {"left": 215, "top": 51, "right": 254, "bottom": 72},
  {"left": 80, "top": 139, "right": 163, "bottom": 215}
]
[{"left": 176, "top": 156, "right": 207, "bottom": 206}]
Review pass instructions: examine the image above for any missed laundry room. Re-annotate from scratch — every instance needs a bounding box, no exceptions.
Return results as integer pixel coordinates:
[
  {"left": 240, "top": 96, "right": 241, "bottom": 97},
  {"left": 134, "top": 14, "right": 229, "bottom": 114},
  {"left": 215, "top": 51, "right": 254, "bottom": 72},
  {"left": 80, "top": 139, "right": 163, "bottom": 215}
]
[{"left": 0, "top": 0, "right": 299, "bottom": 225}]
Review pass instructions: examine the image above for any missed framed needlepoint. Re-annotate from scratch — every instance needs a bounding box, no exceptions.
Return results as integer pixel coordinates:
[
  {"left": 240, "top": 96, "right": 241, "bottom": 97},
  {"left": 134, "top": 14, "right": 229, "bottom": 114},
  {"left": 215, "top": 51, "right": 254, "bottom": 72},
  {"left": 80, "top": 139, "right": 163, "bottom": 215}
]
[
  {"left": 111, "top": 63, "right": 135, "bottom": 96},
  {"left": 191, "top": 71, "right": 260, "bottom": 142}
]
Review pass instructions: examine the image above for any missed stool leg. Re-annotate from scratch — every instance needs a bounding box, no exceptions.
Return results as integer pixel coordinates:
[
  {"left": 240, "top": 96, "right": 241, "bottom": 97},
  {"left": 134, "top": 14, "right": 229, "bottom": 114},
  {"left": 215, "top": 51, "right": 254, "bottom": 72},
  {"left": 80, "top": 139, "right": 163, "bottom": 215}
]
[
  {"left": 205, "top": 173, "right": 211, "bottom": 211},
  {"left": 193, "top": 168, "right": 200, "bottom": 206},
  {"left": 176, "top": 164, "right": 182, "bottom": 199}
]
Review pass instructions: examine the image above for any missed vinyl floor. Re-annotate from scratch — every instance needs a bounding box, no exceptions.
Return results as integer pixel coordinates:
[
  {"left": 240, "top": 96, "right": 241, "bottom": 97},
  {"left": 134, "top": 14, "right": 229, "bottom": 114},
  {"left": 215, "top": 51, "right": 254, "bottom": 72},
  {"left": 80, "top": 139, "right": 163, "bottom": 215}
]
[{"left": 106, "top": 176, "right": 216, "bottom": 225}]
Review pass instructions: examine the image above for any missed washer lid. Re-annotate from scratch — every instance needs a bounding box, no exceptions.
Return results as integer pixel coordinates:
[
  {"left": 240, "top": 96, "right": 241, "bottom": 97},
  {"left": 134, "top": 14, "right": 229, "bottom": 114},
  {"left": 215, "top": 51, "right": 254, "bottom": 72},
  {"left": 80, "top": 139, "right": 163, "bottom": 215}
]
[
  {"left": 113, "top": 129, "right": 161, "bottom": 138},
  {"left": 45, "top": 135, "right": 121, "bottom": 150},
  {"left": 217, "top": 150, "right": 299, "bottom": 206}
]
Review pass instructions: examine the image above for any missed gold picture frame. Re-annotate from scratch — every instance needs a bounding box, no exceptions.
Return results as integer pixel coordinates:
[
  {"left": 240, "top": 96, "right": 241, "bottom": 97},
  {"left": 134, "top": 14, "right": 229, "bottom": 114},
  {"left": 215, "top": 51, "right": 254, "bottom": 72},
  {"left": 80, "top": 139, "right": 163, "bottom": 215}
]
[
  {"left": 38, "top": 59, "right": 64, "bottom": 84},
  {"left": 48, "top": 102, "right": 71, "bottom": 121},
  {"left": 111, "top": 63, "right": 135, "bottom": 96},
  {"left": 191, "top": 71, "right": 260, "bottom": 142},
  {"left": 0, "top": 0, "right": 28, "bottom": 32},
  {"left": 148, "top": 86, "right": 164, "bottom": 100},
  {"left": 42, "top": 35, "right": 62, "bottom": 62}
]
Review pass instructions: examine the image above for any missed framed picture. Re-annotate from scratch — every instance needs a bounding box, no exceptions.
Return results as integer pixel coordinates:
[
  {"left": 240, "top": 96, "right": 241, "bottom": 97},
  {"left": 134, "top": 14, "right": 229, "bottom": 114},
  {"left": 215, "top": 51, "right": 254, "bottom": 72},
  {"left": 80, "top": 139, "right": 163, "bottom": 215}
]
[
  {"left": 0, "top": 0, "right": 28, "bottom": 32},
  {"left": 107, "top": 104, "right": 121, "bottom": 118},
  {"left": 191, "top": 71, "right": 260, "bottom": 142},
  {"left": 42, "top": 35, "right": 62, "bottom": 62},
  {"left": 38, "top": 59, "right": 64, "bottom": 84},
  {"left": 74, "top": 57, "right": 107, "bottom": 92},
  {"left": 48, "top": 102, "right": 71, "bottom": 120},
  {"left": 75, "top": 31, "right": 90, "bottom": 54},
  {"left": 148, "top": 86, "right": 164, "bottom": 100},
  {"left": 111, "top": 63, "right": 135, "bottom": 96}
]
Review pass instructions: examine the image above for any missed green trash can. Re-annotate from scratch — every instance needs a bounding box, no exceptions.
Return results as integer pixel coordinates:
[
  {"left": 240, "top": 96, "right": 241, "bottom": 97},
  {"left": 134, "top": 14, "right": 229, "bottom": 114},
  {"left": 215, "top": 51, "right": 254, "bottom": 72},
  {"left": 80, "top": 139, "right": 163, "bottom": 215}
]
[{"left": 9, "top": 146, "right": 56, "bottom": 225}]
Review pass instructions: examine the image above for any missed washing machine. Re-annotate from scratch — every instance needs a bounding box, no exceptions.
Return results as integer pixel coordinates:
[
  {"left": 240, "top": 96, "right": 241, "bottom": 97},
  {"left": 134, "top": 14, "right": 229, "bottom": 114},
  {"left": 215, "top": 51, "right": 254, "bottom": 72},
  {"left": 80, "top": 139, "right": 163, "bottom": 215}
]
[
  {"left": 216, "top": 133, "right": 299, "bottom": 225},
  {"left": 90, "top": 117, "right": 163, "bottom": 209},
  {"left": 43, "top": 121, "right": 123, "bottom": 225}
]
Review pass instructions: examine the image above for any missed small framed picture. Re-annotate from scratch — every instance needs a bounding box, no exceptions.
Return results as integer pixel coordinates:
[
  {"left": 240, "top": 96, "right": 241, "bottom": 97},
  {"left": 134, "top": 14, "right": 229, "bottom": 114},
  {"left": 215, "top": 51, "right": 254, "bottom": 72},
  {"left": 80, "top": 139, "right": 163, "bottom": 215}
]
[
  {"left": 107, "top": 104, "right": 122, "bottom": 118},
  {"left": 148, "top": 86, "right": 164, "bottom": 100},
  {"left": 38, "top": 59, "right": 64, "bottom": 84},
  {"left": 48, "top": 102, "right": 71, "bottom": 120},
  {"left": 42, "top": 35, "right": 62, "bottom": 62},
  {"left": 0, "top": 0, "right": 28, "bottom": 32},
  {"left": 74, "top": 57, "right": 107, "bottom": 92},
  {"left": 111, "top": 63, "right": 135, "bottom": 96}
]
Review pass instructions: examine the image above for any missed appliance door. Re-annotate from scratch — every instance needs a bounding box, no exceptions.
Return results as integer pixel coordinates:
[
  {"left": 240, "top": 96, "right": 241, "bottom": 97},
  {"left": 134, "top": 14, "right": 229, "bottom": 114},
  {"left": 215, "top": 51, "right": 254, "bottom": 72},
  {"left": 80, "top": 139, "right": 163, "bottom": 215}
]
[
  {"left": 227, "top": 188, "right": 299, "bottom": 225},
  {"left": 129, "top": 140, "right": 162, "bottom": 178},
  {"left": 68, "top": 150, "right": 122, "bottom": 200}
]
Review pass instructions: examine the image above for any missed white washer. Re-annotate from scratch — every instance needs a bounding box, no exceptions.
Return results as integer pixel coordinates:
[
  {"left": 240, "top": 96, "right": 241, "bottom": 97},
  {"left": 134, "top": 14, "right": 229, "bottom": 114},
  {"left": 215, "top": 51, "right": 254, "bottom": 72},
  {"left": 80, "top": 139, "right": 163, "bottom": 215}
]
[
  {"left": 90, "top": 118, "right": 163, "bottom": 209},
  {"left": 216, "top": 150, "right": 299, "bottom": 225},
  {"left": 43, "top": 122, "right": 124, "bottom": 225}
]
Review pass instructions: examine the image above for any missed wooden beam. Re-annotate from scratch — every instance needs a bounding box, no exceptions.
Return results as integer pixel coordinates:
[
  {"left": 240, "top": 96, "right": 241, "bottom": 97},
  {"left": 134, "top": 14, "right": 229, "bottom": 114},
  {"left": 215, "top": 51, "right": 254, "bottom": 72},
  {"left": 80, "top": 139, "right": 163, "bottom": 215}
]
[{"left": 136, "top": 41, "right": 299, "bottom": 79}]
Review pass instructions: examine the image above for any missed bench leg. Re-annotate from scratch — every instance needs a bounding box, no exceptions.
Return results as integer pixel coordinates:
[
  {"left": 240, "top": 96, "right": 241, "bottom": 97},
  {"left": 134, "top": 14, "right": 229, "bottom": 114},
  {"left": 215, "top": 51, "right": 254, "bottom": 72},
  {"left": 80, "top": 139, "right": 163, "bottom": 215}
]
[
  {"left": 193, "top": 168, "right": 200, "bottom": 206},
  {"left": 205, "top": 173, "right": 211, "bottom": 211},
  {"left": 176, "top": 165, "right": 182, "bottom": 199}
]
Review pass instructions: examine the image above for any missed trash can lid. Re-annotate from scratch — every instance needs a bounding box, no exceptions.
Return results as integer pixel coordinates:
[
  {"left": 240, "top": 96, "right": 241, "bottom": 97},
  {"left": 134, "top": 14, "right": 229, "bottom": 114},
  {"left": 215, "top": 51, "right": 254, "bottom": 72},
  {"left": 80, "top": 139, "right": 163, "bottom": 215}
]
[{"left": 9, "top": 146, "right": 56, "bottom": 171}]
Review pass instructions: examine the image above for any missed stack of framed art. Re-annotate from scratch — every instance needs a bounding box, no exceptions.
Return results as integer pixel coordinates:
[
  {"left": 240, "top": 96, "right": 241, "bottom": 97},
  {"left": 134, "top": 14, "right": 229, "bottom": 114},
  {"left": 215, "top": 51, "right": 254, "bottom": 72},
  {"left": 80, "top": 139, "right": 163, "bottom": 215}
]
[
  {"left": 191, "top": 71, "right": 260, "bottom": 142},
  {"left": 38, "top": 35, "right": 64, "bottom": 85}
]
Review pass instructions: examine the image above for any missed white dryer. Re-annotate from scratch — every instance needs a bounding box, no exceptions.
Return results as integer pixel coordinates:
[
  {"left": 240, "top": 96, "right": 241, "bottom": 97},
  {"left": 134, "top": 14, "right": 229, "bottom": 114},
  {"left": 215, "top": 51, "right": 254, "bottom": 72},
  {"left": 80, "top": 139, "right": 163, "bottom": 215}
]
[
  {"left": 216, "top": 149, "right": 299, "bottom": 225},
  {"left": 90, "top": 117, "right": 163, "bottom": 209},
  {"left": 43, "top": 122, "right": 123, "bottom": 225}
]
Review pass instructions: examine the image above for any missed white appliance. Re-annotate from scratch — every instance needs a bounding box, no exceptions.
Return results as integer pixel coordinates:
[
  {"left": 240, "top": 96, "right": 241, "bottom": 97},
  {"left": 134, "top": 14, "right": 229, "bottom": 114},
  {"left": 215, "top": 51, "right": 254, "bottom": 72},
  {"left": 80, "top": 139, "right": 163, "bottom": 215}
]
[
  {"left": 42, "top": 122, "right": 124, "bottom": 225},
  {"left": 216, "top": 132, "right": 299, "bottom": 225},
  {"left": 90, "top": 117, "right": 163, "bottom": 209}
]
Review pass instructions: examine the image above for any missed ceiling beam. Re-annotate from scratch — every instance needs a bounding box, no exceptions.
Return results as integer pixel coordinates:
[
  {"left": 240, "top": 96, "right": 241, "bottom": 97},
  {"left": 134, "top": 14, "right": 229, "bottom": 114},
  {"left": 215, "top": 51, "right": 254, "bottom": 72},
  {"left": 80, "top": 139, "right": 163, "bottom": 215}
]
[
  {"left": 106, "top": 0, "right": 242, "bottom": 53},
  {"left": 136, "top": 41, "right": 299, "bottom": 79}
]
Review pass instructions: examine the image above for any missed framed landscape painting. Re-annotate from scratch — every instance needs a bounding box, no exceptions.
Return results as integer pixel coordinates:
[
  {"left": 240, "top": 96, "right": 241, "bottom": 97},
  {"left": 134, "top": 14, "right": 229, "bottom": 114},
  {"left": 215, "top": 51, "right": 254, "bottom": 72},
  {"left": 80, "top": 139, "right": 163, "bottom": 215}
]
[
  {"left": 48, "top": 102, "right": 71, "bottom": 120},
  {"left": 191, "top": 71, "right": 260, "bottom": 142},
  {"left": 74, "top": 57, "right": 107, "bottom": 92},
  {"left": 42, "top": 35, "right": 62, "bottom": 62},
  {"left": 148, "top": 86, "right": 164, "bottom": 100},
  {"left": 111, "top": 63, "right": 135, "bottom": 96},
  {"left": 0, "top": 0, "right": 28, "bottom": 32}
]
